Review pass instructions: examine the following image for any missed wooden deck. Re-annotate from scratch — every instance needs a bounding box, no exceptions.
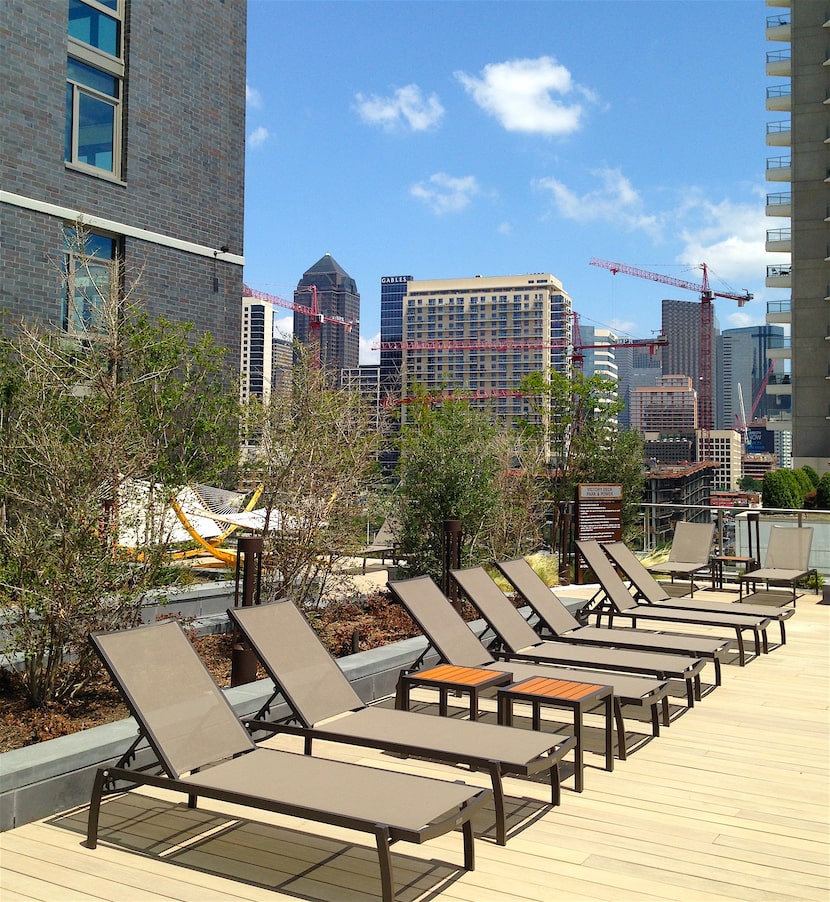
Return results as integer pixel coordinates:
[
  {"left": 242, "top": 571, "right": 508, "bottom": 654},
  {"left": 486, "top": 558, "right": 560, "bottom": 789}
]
[{"left": 2, "top": 591, "right": 828, "bottom": 902}]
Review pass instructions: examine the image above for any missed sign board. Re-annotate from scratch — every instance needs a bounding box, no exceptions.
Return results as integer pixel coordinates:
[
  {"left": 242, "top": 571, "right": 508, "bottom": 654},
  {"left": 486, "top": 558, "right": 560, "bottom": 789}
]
[{"left": 575, "top": 484, "right": 623, "bottom": 583}]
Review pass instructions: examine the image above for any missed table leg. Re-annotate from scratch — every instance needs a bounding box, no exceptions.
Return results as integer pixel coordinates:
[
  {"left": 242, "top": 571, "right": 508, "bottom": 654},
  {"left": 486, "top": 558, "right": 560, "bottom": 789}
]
[
  {"left": 573, "top": 705, "right": 584, "bottom": 793},
  {"left": 604, "top": 695, "right": 614, "bottom": 772}
]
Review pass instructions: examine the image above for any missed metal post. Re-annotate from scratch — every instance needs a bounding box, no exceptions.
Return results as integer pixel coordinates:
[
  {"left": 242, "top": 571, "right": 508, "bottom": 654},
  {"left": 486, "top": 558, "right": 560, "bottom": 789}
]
[
  {"left": 231, "top": 536, "right": 263, "bottom": 686},
  {"left": 442, "top": 519, "right": 462, "bottom": 611}
]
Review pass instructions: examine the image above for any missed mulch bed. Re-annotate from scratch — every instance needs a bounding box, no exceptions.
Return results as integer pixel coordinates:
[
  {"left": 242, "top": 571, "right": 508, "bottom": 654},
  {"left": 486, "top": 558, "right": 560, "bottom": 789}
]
[{"left": 0, "top": 592, "right": 480, "bottom": 753}]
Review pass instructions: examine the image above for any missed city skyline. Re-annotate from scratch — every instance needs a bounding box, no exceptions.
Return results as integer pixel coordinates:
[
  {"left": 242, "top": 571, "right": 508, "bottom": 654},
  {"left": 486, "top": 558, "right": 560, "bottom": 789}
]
[{"left": 243, "top": 1, "right": 779, "bottom": 364}]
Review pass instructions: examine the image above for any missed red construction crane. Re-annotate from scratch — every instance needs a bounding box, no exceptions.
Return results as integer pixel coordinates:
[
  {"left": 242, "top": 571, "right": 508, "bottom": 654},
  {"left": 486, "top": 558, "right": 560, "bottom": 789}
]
[
  {"left": 242, "top": 284, "right": 357, "bottom": 367},
  {"left": 589, "top": 258, "right": 753, "bottom": 431}
]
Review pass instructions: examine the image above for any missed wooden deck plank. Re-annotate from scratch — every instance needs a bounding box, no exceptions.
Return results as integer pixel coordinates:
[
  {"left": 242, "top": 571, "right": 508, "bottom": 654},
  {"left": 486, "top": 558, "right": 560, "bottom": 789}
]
[{"left": 0, "top": 591, "right": 827, "bottom": 902}]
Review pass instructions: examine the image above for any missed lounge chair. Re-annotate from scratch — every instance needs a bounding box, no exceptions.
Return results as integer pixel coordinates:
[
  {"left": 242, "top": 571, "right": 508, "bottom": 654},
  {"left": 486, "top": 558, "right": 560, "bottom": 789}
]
[
  {"left": 646, "top": 521, "right": 714, "bottom": 596},
  {"left": 738, "top": 525, "right": 817, "bottom": 603},
  {"left": 360, "top": 515, "right": 400, "bottom": 573},
  {"left": 87, "top": 620, "right": 489, "bottom": 902},
  {"left": 495, "top": 557, "right": 730, "bottom": 686},
  {"left": 228, "top": 601, "right": 576, "bottom": 844},
  {"left": 575, "top": 540, "right": 772, "bottom": 666},
  {"left": 603, "top": 540, "right": 796, "bottom": 646},
  {"left": 451, "top": 566, "right": 708, "bottom": 707},
  {"left": 388, "top": 575, "right": 675, "bottom": 745}
]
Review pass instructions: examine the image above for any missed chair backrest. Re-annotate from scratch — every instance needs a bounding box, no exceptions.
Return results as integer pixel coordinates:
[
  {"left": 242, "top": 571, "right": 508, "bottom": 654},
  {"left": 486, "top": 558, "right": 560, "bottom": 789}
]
[
  {"left": 451, "top": 566, "right": 541, "bottom": 653},
  {"left": 229, "top": 601, "right": 363, "bottom": 727},
  {"left": 388, "top": 576, "right": 496, "bottom": 668},
  {"left": 90, "top": 621, "right": 255, "bottom": 779},
  {"left": 602, "top": 541, "right": 668, "bottom": 604},
  {"left": 495, "top": 558, "right": 581, "bottom": 635},
  {"left": 575, "top": 540, "right": 638, "bottom": 612},
  {"left": 668, "top": 521, "right": 714, "bottom": 563},
  {"left": 765, "top": 525, "right": 813, "bottom": 569}
]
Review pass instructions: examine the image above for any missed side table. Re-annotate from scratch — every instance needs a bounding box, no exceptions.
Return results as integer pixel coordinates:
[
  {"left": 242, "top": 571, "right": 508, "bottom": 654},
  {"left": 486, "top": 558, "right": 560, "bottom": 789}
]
[
  {"left": 710, "top": 555, "right": 756, "bottom": 591},
  {"left": 396, "top": 664, "right": 513, "bottom": 720},
  {"left": 497, "top": 676, "right": 618, "bottom": 792}
]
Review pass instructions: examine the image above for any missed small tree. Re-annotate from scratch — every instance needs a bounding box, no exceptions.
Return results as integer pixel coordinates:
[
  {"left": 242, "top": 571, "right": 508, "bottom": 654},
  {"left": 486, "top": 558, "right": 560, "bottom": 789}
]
[
  {"left": 0, "top": 235, "right": 240, "bottom": 705},
  {"left": 393, "top": 399, "right": 501, "bottom": 580},
  {"left": 519, "top": 368, "right": 645, "bottom": 542},
  {"left": 239, "top": 348, "right": 382, "bottom": 609}
]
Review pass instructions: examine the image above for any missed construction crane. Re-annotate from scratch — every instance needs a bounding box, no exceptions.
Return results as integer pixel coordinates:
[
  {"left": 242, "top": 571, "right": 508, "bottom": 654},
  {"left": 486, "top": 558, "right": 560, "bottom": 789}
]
[
  {"left": 242, "top": 284, "right": 357, "bottom": 367},
  {"left": 589, "top": 258, "right": 753, "bottom": 432},
  {"left": 735, "top": 363, "right": 776, "bottom": 447}
]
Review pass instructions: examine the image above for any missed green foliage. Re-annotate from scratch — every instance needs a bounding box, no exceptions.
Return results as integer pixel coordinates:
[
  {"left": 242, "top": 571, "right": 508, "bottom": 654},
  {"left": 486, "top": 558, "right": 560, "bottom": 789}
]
[
  {"left": 738, "top": 475, "right": 763, "bottom": 492},
  {"left": 393, "top": 400, "right": 502, "bottom": 580},
  {"left": 816, "top": 473, "right": 830, "bottom": 510},
  {"left": 518, "top": 368, "right": 645, "bottom": 541},
  {"left": 762, "top": 467, "right": 824, "bottom": 510},
  {"left": 0, "top": 268, "right": 240, "bottom": 705}
]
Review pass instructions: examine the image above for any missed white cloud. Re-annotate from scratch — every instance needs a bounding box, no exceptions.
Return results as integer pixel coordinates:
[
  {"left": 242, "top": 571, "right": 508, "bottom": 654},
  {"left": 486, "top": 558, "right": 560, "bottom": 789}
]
[
  {"left": 273, "top": 314, "right": 293, "bottom": 340},
  {"left": 410, "top": 172, "right": 480, "bottom": 215},
  {"left": 247, "top": 126, "right": 270, "bottom": 149},
  {"left": 360, "top": 333, "right": 380, "bottom": 365},
  {"left": 246, "top": 83, "right": 263, "bottom": 108},
  {"left": 535, "top": 168, "right": 660, "bottom": 237},
  {"left": 354, "top": 84, "right": 444, "bottom": 132},
  {"left": 455, "top": 56, "right": 591, "bottom": 136},
  {"left": 674, "top": 195, "right": 775, "bottom": 289}
]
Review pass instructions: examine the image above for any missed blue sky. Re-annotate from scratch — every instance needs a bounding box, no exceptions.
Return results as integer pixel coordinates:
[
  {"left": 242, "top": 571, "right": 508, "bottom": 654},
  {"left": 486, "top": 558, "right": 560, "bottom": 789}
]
[{"left": 243, "top": 0, "right": 781, "bottom": 363}]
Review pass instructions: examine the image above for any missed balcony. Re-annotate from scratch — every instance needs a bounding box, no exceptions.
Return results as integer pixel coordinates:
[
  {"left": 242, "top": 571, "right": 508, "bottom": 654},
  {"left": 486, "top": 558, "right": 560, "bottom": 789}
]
[
  {"left": 766, "top": 373, "right": 792, "bottom": 395},
  {"left": 766, "top": 191, "right": 791, "bottom": 216},
  {"left": 766, "top": 155, "right": 792, "bottom": 182},
  {"left": 766, "top": 48, "right": 791, "bottom": 77},
  {"left": 766, "top": 84, "right": 792, "bottom": 113},
  {"left": 766, "top": 13, "right": 791, "bottom": 41},
  {"left": 766, "top": 298, "right": 791, "bottom": 324},
  {"left": 767, "top": 337, "right": 792, "bottom": 360},
  {"left": 766, "top": 119, "right": 791, "bottom": 147},
  {"left": 766, "top": 227, "right": 791, "bottom": 252},
  {"left": 766, "top": 264, "right": 792, "bottom": 288},
  {"left": 765, "top": 411, "right": 793, "bottom": 430}
]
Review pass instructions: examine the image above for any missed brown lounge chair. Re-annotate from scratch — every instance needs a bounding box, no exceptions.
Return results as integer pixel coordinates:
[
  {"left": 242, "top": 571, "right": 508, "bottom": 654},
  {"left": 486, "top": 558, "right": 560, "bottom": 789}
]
[
  {"left": 646, "top": 521, "right": 715, "bottom": 596},
  {"left": 576, "top": 540, "right": 772, "bottom": 666},
  {"left": 87, "top": 620, "right": 489, "bottom": 902},
  {"left": 228, "top": 601, "right": 575, "bottom": 845},
  {"left": 494, "top": 557, "right": 730, "bottom": 686},
  {"left": 738, "top": 525, "right": 818, "bottom": 603},
  {"left": 451, "top": 566, "right": 709, "bottom": 708},
  {"left": 388, "top": 575, "right": 674, "bottom": 745},
  {"left": 603, "top": 540, "right": 796, "bottom": 647}
]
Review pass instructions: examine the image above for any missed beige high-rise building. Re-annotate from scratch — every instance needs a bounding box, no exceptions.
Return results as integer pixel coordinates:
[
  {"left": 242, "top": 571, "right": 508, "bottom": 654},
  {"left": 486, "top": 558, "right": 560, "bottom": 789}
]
[
  {"left": 630, "top": 375, "right": 698, "bottom": 433},
  {"left": 764, "top": 1, "right": 829, "bottom": 472},
  {"left": 398, "top": 273, "right": 572, "bottom": 428}
]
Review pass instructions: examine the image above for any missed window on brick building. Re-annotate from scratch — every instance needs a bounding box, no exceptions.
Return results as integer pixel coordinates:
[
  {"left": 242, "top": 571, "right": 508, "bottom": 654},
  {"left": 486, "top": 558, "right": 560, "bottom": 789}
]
[
  {"left": 62, "top": 227, "right": 120, "bottom": 335},
  {"left": 66, "top": 0, "right": 124, "bottom": 178}
]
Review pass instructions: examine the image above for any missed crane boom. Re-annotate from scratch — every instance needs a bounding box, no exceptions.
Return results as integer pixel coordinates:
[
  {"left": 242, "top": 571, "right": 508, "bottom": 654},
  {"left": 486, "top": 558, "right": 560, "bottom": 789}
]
[{"left": 589, "top": 258, "right": 753, "bottom": 305}]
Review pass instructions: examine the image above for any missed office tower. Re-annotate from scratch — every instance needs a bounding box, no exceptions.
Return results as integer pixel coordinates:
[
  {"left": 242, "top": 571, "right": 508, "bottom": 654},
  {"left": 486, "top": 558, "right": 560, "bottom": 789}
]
[
  {"left": 379, "top": 275, "right": 413, "bottom": 400},
  {"left": 341, "top": 365, "right": 384, "bottom": 430},
  {"left": 630, "top": 375, "right": 698, "bottom": 434},
  {"left": 720, "top": 325, "right": 788, "bottom": 430},
  {"left": 696, "top": 430, "right": 744, "bottom": 492},
  {"left": 764, "top": 1, "right": 829, "bottom": 472},
  {"left": 661, "top": 299, "right": 721, "bottom": 426},
  {"left": 397, "top": 272, "right": 572, "bottom": 429},
  {"left": 1, "top": 1, "right": 246, "bottom": 361},
  {"left": 294, "top": 254, "right": 360, "bottom": 373}
]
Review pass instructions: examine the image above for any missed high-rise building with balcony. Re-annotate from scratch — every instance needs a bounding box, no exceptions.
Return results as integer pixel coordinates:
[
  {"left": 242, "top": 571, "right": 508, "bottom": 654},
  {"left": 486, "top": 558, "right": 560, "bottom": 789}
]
[
  {"left": 1, "top": 1, "right": 246, "bottom": 362},
  {"left": 396, "top": 272, "right": 572, "bottom": 429},
  {"left": 764, "top": 0, "right": 829, "bottom": 472}
]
